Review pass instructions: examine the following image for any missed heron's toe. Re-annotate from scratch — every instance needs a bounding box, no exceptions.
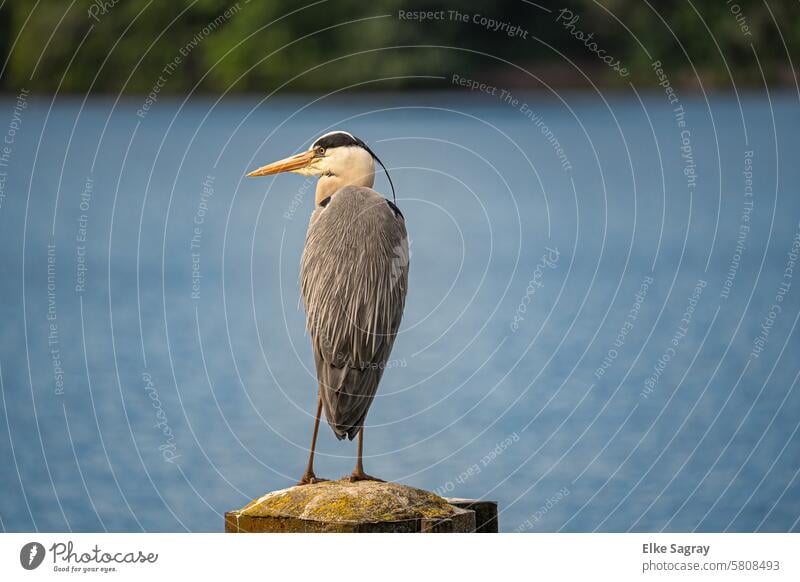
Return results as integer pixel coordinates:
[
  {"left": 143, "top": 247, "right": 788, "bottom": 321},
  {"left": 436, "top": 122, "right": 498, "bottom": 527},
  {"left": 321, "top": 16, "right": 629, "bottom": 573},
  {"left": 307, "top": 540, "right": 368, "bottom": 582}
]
[
  {"left": 297, "top": 473, "right": 328, "bottom": 486},
  {"left": 348, "top": 471, "right": 385, "bottom": 483}
]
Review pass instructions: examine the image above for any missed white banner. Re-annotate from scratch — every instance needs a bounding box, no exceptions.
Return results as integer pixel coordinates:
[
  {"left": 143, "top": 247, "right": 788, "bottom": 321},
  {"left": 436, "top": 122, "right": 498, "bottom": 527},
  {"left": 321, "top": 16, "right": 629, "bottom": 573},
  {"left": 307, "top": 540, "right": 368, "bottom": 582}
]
[{"left": 1, "top": 533, "right": 797, "bottom": 581}]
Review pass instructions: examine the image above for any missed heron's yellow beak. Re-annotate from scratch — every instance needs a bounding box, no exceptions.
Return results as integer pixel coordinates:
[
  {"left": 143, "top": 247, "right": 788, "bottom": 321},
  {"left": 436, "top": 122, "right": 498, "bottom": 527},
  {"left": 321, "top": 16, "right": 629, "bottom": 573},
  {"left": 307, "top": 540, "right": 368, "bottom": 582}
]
[{"left": 246, "top": 150, "right": 316, "bottom": 177}]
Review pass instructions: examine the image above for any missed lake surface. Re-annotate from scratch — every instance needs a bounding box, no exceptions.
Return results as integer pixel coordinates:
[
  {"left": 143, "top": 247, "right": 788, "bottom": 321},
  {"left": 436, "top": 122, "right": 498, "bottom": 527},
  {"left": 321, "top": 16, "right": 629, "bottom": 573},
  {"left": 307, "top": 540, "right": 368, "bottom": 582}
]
[{"left": 0, "top": 91, "right": 799, "bottom": 532}]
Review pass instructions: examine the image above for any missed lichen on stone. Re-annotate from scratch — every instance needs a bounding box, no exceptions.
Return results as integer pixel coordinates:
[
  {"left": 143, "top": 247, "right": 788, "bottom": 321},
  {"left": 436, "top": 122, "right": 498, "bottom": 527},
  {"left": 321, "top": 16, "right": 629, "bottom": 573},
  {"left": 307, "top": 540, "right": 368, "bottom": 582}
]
[{"left": 237, "top": 479, "right": 457, "bottom": 524}]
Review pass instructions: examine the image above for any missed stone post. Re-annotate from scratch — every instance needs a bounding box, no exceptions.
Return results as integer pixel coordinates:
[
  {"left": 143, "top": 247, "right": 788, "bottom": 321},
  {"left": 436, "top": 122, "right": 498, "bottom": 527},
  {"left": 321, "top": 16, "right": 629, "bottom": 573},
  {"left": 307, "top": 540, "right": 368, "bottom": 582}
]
[{"left": 224, "top": 479, "right": 497, "bottom": 534}]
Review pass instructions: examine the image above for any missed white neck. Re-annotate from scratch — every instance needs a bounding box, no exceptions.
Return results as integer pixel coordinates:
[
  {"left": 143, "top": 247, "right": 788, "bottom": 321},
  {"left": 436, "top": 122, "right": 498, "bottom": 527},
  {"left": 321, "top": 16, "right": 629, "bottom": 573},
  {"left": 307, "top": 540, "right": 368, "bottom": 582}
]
[{"left": 315, "top": 147, "right": 375, "bottom": 205}]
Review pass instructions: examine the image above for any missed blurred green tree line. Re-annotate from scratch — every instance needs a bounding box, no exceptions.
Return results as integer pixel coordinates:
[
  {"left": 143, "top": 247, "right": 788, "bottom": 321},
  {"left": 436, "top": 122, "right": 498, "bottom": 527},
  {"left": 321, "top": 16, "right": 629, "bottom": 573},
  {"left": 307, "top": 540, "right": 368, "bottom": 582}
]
[{"left": 0, "top": 0, "right": 796, "bottom": 94}]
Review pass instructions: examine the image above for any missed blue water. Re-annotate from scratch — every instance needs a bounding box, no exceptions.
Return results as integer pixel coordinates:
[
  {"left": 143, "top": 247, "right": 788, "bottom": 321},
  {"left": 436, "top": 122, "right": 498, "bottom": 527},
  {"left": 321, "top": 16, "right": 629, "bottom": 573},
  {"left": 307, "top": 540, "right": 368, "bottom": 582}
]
[{"left": 0, "top": 91, "right": 799, "bottom": 532}]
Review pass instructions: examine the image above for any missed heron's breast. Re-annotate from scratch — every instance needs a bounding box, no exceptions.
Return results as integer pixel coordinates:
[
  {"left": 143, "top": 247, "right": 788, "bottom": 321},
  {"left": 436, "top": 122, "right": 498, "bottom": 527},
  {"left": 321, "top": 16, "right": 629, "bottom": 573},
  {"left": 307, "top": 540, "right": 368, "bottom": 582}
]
[{"left": 309, "top": 188, "right": 398, "bottom": 243}]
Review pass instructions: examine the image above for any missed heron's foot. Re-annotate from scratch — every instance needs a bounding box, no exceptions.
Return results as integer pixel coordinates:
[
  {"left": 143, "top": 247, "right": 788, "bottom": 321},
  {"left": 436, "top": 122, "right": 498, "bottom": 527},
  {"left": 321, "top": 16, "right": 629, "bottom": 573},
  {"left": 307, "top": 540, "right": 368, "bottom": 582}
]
[
  {"left": 348, "top": 470, "right": 384, "bottom": 483},
  {"left": 297, "top": 472, "right": 328, "bottom": 486}
]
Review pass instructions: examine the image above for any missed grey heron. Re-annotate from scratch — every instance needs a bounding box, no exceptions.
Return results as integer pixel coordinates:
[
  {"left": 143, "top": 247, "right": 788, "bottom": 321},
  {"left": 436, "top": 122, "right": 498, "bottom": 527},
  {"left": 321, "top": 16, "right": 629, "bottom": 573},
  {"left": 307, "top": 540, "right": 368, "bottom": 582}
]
[{"left": 247, "top": 131, "right": 409, "bottom": 484}]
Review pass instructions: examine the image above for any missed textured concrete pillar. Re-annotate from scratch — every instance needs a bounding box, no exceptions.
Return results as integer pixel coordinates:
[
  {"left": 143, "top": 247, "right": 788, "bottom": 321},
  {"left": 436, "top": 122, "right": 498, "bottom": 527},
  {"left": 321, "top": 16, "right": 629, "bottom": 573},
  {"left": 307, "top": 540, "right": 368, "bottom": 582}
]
[{"left": 225, "top": 480, "right": 495, "bottom": 533}]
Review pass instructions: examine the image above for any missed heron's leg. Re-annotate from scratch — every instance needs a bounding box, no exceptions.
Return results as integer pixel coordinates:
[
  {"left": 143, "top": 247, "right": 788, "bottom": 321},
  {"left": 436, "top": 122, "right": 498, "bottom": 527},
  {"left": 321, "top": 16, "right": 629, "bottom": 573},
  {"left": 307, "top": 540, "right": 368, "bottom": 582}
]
[
  {"left": 349, "top": 427, "right": 384, "bottom": 482},
  {"left": 298, "top": 392, "right": 327, "bottom": 485}
]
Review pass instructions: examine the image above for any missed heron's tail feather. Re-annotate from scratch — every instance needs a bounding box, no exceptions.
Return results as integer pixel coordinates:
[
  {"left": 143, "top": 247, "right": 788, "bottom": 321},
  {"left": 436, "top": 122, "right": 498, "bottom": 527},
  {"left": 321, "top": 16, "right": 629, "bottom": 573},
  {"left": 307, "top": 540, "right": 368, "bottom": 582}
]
[{"left": 315, "top": 353, "right": 382, "bottom": 440}]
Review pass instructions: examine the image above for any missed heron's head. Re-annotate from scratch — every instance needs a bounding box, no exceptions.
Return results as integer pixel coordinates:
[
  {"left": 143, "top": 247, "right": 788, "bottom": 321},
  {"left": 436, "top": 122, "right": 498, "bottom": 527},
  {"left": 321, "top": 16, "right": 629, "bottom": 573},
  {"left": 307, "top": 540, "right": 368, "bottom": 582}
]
[
  {"left": 247, "top": 131, "right": 396, "bottom": 204},
  {"left": 247, "top": 131, "right": 376, "bottom": 180}
]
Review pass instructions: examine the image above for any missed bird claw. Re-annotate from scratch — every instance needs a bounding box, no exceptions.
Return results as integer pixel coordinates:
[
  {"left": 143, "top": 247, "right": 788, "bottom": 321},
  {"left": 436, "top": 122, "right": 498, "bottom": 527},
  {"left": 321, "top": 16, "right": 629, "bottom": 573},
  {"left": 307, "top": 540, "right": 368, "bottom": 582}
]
[
  {"left": 297, "top": 473, "right": 328, "bottom": 486},
  {"left": 348, "top": 471, "right": 384, "bottom": 483}
]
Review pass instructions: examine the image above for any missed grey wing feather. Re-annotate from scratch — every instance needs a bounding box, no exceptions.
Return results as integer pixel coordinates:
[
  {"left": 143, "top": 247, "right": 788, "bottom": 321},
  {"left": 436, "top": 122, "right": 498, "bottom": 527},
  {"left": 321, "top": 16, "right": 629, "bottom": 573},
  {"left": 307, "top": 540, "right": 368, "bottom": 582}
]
[{"left": 300, "top": 186, "right": 408, "bottom": 440}]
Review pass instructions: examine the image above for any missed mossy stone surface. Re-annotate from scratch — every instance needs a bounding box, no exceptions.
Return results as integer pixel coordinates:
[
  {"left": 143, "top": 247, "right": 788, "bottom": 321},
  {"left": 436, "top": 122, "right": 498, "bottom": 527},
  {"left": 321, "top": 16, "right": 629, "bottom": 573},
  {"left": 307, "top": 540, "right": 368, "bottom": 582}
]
[
  {"left": 225, "top": 479, "right": 477, "bottom": 533},
  {"left": 242, "top": 479, "right": 456, "bottom": 522}
]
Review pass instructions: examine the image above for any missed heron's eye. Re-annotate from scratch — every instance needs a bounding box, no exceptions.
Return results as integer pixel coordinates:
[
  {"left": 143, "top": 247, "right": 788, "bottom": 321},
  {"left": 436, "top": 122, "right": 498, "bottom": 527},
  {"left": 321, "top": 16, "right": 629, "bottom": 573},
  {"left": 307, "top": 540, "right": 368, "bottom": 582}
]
[{"left": 315, "top": 146, "right": 326, "bottom": 156}]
